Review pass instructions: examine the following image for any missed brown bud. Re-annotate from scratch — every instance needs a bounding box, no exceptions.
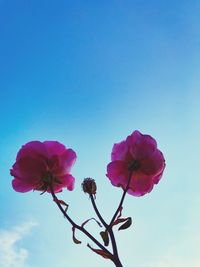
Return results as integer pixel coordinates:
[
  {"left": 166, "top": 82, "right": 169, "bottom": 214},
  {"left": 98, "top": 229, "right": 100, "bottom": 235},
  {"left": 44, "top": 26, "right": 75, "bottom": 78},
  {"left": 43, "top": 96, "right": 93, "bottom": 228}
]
[{"left": 82, "top": 178, "right": 97, "bottom": 195}]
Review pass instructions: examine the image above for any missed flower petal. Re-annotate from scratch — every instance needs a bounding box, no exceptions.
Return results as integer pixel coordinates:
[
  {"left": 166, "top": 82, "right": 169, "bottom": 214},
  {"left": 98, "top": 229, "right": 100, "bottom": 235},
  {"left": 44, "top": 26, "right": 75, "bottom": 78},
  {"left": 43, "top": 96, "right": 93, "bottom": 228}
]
[
  {"left": 153, "top": 167, "right": 165, "bottom": 184},
  {"left": 111, "top": 141, "right": 130, "bottom": 161},
  {"left": 43, "top": 141, "right": 67, "bottom": 157},
  {"left": 12, "top": 178, "right": 34, "bottom": 193},
  {"left": 16, "top": 141, "right": 47, "bottom": 161},
  {"left": 140, "top": 149, "right": 165, "bottom": 176},
  {"left": 128, "top": 171, "right": 154, "bottom": 196},
  {"left": 52, "top": 149, "right": 77, "bottom": 176},
  {"left": 14, "top": 157, "right": 47, "bottom": 180},
  {"left": 106, "top": 161, "right": 129, "bottom": 188},
  {"left": 61, "top": 174, "right": 75, "bottom": 191},
  {"left": 47, "top": 174, "right": 75, "bottom": 193},
  {"left": 127, "top": 131, "right": 157, "bottom": 160}
]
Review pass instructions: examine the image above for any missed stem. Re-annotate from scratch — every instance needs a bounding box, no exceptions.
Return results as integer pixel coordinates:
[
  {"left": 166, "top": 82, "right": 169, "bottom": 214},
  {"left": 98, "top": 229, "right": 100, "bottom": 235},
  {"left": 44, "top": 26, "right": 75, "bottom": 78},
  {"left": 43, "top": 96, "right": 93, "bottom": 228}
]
[
  {"left": 88, "top": 170, "right": 133, "bottom": 267},
  {"left": 109, "top": 229, "right": 122, "bottom": 264},
  {"left": 89, "top": 194, "right": 108, "bottom": 228},
  {"left": 49, "top": 185, "right": 112, "bottom": 257},
  {"left": 109, "top": 171, "right": 132, "bottom": 228},
  {"left": 107, "top": 171, "right": 133, "bottom": 267},
  {"left": 90, "top": 194, "right": 123, "bottom": 266}
]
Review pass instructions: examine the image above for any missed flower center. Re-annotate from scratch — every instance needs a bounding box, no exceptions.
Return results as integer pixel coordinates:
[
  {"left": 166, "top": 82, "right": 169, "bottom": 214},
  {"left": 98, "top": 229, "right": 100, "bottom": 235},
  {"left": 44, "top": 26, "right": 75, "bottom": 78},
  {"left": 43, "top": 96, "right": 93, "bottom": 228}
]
[
  {"left": 34, "top": 171, "right": 61, "bottom": 193},
  {"left": 128, "top": 160, "right": 140, "bottom": 171}
]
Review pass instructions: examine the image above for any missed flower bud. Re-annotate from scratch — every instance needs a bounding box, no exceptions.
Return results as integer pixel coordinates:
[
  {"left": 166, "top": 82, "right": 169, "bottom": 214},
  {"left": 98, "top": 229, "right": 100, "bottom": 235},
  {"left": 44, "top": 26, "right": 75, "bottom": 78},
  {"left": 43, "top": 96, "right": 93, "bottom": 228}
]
[{"left": 82, "top": 178, "right": 97, "bottom": 195}]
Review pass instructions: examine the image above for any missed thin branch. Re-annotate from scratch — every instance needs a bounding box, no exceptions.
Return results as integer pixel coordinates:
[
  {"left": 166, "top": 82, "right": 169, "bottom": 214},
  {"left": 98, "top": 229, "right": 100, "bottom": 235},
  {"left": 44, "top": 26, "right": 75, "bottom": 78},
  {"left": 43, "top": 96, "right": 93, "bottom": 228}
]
[
  {"left": 90, "top": 194, "right": 122, "bottom": 266},
  {"left": 90, "top": 194, "right": 108, "bottom": 228},
  {"left": 109, "top": 171, "right": 132, "bottom": 228},
  {"left": 49, "top": 184, "right": 112, "bottom": 257}
]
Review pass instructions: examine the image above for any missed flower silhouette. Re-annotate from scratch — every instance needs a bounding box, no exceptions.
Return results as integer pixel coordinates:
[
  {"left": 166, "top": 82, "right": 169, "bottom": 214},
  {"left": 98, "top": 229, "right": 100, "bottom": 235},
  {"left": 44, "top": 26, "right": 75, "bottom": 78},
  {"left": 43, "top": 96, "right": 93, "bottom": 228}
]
[
  {"left": 11, "top": 141, "right": 76, "bottom": 193},
  {"left": 107, "top": 130, "right": 165, "bottom": 196}
]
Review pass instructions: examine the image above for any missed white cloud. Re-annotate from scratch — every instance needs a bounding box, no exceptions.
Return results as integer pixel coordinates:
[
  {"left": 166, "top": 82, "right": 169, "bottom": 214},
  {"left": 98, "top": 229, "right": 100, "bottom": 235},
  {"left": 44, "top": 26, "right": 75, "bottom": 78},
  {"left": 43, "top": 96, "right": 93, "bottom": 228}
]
[{"left": 0, "top": 221, "right": 37, "bottom": 267}]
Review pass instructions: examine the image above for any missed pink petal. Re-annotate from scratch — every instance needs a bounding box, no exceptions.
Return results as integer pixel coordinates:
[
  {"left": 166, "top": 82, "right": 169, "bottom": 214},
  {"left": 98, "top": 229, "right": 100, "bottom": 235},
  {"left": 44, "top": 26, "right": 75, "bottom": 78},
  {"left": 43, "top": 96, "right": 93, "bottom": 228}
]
[
  {"left": 106, "top": 161, "right": 129, "bottom": 188},
  {"left": 128, "top": 171, "right": 154, "bottom": 196},
  {"left": 43, "top": 141, "right": 67, "bottom": 157},
  {"left": 61, "top": 174, "right": 75, "bottom": 191},
  {"left": 12, "top": 178, "right": 34, "bottom": 193},
  {"left": 153, "top": 167, "right": 165, "bottom": 184},
  {"left": 47, "top": 174, "right": 75, "bottom": 193},
  {"left": 111, "top": 141, "right": 130, "bottom": 161},
  {"left": 16, "top": 141, "right": 47, "bottom": 161},
  {"left": 140, "top": 149, "right": 165, "bottom": 176},
  {"left": 14, "top": 157, "right": 47, "bottom": 181},
  {"left": 52, "top": 149, "right": 77, "bottom": 176},
  {"left": 127, "top": 131, "right": 157, "bottom": 160}
]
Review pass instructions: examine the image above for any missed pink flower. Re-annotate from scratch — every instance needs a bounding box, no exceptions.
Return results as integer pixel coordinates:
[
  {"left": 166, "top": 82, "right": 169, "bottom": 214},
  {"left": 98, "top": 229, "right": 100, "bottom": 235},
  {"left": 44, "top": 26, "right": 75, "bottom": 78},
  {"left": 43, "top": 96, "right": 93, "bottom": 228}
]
[
  {"left": 106, "top": 130, "right": 165, "bottom": 196},
  {"left": 10, "top": 141, "right": 76, "bottom": 193}
]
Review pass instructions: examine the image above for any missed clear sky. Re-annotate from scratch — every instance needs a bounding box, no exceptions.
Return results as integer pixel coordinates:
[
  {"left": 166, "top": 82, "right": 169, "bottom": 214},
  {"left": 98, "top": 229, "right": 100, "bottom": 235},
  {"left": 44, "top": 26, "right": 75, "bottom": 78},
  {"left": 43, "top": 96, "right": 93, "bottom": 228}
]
[{"left": 0, "top": 1, "right": 200, "bottom": 267}]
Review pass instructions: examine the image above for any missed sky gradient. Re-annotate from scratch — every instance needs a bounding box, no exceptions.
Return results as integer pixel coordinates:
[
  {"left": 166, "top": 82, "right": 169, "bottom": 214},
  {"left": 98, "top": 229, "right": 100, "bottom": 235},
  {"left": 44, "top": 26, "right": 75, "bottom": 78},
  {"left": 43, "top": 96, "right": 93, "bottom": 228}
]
[{"left": 0, "top": 1, "right": 200, "bottom": 267}]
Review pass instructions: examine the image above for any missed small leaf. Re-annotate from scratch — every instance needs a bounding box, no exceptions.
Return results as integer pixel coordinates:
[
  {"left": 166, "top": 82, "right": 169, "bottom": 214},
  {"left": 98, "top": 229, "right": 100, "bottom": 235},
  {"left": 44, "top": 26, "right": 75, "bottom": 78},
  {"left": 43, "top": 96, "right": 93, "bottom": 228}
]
[
  {"left": 72, "top": 227, "right": 81, "bottom": 244},
  {"left": 54, "top": 198, "right": 69, "bottom": 209},
  {"left": 87, "top": 244, "right": 112, "bottom": 260},
  {"left": 118, "top": 217, "right": 132, "bottom": 231},
  {"left": 117, "top": 206, "right": 123, "bottom": 219},
  {"left": 100, "top": 231, "right": 109, "bottom": 246},
  {"left": 112, "top": 217, "right": 128, "bottom": 227},
  {"left": 81, "top": 218, "right": 102, "bottom": 228}
]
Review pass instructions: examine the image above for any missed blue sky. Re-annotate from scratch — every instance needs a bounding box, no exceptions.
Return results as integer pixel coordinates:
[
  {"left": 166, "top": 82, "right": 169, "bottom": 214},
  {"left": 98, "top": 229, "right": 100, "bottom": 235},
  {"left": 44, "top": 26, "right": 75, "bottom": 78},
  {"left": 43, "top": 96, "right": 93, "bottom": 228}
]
[{"left": 0, "top": 1, "right": 200, "bottom": 266}]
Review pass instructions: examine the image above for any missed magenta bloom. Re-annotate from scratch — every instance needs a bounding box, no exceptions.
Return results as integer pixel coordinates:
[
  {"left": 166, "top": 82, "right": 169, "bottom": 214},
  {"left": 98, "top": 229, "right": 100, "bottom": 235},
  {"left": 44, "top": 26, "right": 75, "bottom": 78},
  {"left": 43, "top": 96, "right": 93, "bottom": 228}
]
[
  {"left": 106, "top": 130, "right": 165, "bottom": 196},
  {"left": 10, "top": 141, "right": 76, "bottom": 193}
]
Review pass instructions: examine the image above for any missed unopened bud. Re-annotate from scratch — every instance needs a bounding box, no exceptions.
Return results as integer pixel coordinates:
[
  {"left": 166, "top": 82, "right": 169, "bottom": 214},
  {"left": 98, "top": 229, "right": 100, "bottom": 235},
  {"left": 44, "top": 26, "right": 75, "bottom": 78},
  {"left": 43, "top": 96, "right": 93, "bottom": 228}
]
[{"left": 82, "top": 178, "right": 97, "bottom": 195}]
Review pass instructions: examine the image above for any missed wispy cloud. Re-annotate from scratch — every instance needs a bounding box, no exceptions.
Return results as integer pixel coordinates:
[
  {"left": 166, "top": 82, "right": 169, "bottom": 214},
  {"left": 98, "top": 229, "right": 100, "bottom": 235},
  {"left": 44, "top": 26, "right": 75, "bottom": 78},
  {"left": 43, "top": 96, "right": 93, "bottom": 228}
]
[{"left": 0, "top": 221, "right": 37, "bottom": 267}]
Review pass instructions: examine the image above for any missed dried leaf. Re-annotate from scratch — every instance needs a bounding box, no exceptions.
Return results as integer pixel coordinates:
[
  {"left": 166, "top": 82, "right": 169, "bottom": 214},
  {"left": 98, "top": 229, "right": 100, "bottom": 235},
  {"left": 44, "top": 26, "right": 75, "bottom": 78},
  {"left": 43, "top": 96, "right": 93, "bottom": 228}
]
[
  {"left": 118, "top": 217, "right": 132, "bottom": 231},
  {"left": 72, "top": 227, "right": 81, "bottom": 244},
  {"left": 117, "top": 206, "right": 123, "bottom": 219},
  {"left": 81, "top": 218, "right": 102, "bottom": 228},
  {"left": 87, "top": 244, "right": 112, "bottom": 260},
  {"left": 54, "top": 198, "right": 69, "bottom": 209},
  {"left": 100, "top": 231, "right": 109, "bottom": 246},
  {"left": 112, "top": 217, "right": 128, "bottom": 226}
]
